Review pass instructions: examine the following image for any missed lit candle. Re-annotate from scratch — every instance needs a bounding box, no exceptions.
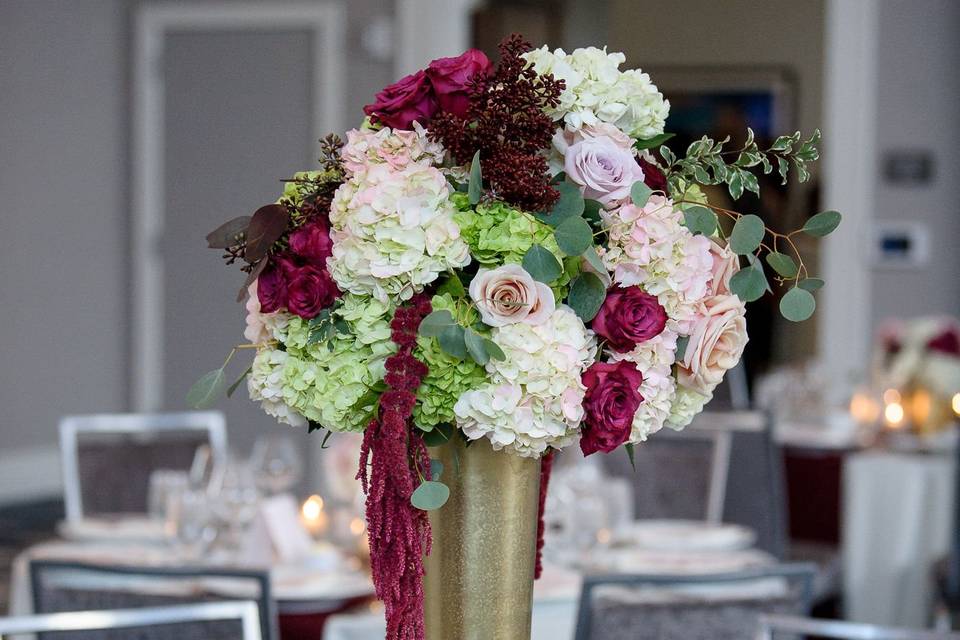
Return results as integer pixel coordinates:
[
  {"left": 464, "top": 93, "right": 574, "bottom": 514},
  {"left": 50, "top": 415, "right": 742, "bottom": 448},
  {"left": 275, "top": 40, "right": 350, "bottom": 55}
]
[
  {"left": 953, "top": 393, "right": 960, "bottom": 417},
  {"left": 301, "top": 495, "right": 329, "bottom": 536},
  {"left": 884, "top": 401, "right": 905, "bottom": 429},
  {"left": 849, "top": 391, "right": 880, "bottom": 424}
]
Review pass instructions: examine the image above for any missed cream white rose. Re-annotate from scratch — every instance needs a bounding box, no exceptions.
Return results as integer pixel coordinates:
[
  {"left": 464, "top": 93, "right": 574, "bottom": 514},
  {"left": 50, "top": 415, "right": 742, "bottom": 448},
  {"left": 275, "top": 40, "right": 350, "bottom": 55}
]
[
  {"left": 677, "top": 295, "right": 748, "bottom": 395},
  {"left": 469, "top": 264, "right": 556, "bottom": 327},
  {"left": 707, "top": 240, "right": 740, "bottom": 297}
]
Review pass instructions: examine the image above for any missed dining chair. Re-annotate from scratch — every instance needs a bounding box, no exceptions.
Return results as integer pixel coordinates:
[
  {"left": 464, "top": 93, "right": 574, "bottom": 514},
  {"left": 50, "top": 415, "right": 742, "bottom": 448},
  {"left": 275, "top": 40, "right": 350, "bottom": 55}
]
[
  {"left": 29, "top": 560, "right": 275, "bottom": 640},
  {"left": 755, "top": 613, "right": 960, "bottom": 639},
  {"left": 574, "top": 562, "right": 816, "bottom": 640},
  {"left": 0, "top": 600, "right": 262, "bottom": 639},
  {"left": 58, "top": 411, "right": 227, "bottom": 521}
]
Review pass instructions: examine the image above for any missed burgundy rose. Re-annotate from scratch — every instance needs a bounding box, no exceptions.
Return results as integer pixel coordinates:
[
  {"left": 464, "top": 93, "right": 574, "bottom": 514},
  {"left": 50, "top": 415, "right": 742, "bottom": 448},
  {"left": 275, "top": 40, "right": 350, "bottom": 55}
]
[
  {"left": 639, "top": 156, "right": 667, "bottom": 193},
  {"left": 286, "top": 263, "right": 340, "bottom": 319},
  {"left": 256, "top": 255, "right": 295, "bottom": 313},
  {"left": 592, "top": 286, "right": 668, "bottom": 352},
  {"left": 363, "top": 70, "right": 438, "bottom": 130},
  {"left": 289, "top": 218, "right": 333, "bottom": 266},
  {"left": 425, "top": 49, "right": 492, "bottom": 117},
  {"left": 927, "top": 328, "right": 960, "bottom": 356},
  {"left": 580, "top": 361, "right": 645, "bottom": 456}
]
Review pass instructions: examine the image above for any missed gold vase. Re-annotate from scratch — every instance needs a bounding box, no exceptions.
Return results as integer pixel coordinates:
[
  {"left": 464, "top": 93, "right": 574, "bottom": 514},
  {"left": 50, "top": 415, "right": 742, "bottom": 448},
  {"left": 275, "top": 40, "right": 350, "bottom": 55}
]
[{"left": 424, "top": 437, "right": 541, "bottom": 640}]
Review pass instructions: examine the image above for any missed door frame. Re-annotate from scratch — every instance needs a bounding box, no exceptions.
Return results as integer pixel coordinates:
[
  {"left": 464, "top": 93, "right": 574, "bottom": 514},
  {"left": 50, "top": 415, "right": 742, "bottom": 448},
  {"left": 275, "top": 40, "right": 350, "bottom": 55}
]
[{"left": 131, "top": 2, "right": 345, "bottom": 410}]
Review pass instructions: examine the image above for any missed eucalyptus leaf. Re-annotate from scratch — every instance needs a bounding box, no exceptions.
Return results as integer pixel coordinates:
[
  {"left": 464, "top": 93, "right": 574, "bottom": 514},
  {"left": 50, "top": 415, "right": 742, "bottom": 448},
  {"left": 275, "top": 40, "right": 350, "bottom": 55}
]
[
  {"left": 766, "top": 252, "right": 799, "bottom": 278},
  {"left": 729, "top": 263, "right": 768, "bottom": 302},
  {"left": 429, "top": 459, "right": 444, "bottom": 481},
  {"left": 780, "top": 286, "right": 816, "bottom": 322},
  {"left": 582, "top": 199, "right": 603, "bottom": 226},
  {"left": 554, "top": 216, "right": 593, "bottom": 256},
  {"left": 438, "top": 324, "right": 468, "bottom": 359},
  {"left": 625, "top": 442, "right": 636, "bottom": 471},
  {"left": 483, "top": 338, "right": 505, "bottom": 361},
  {"left": 630, "top": 181, "right": 653, "bottom": 207},
  {"left": 633, "top": 132, "right": 675, "bottom": 151},
  {"left": 534, "top": 182, "right": 584, "bottom": 227},
  {"left": 582, "top": 245, "right": 606, "bottom": 274},
  {"left": 729, "top": 215, "right": 765, "bottom": 255},
  {"left": 437, "top": 272, "right": 466, "bottom": 298},
  {"left": 187, "top": 368, "right": 226, "bottom": 409},
  {"left": 568, "top": 272, "right": 607, "bottom": 322},
  {"left": 419, "top": 310, "right": 457, "bottom": 338},
  {"left": 226, "top": 365, "right": 253, "bottom": 398},
  {"left": 798, "top": 277, "right": 825, "bottom": 291},
  {"left": 464, "top": 329, "right": 489, "bottom": 365},
  {"left": 676, "top": 335, "right": 690, "bottom": 361},
  {"left": 802, "top": 210, "right": 842, "bottom": 237},
  {"left": 522, "top": 244, "right": 563, "bottom": 284},
  {"left": 468, "top": 150, "right": 482, "bottom": 205},
  {"left": 411, "top": 480, "right": 450, "bottom": 511},
  {"left": 683, "top": 205, "right": 718, "bottom": 236},
  {"left": 206, "top": 215, "right": 251, "bottom": 249},
  {"left": 244, "top": 204, "right": 289, "bottom": 262}
]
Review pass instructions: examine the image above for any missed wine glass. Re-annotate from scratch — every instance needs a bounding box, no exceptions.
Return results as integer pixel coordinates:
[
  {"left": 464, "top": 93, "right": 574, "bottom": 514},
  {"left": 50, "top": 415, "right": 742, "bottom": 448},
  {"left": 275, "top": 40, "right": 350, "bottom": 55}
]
[
  {"left": 208, "top": 455, "right": 261, "bottom": 551},
  {"left": 250, "top": 435, "right": 303, "bottom": 495}
]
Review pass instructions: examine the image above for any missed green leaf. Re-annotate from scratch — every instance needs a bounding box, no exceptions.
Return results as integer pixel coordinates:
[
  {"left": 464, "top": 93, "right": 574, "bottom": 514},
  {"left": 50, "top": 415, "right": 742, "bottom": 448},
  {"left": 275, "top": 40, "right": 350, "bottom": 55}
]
[
  {"left": 802, "top": 210, "right": 842, "bottom": 237},
  {"left": 776, "top": 156, "right": 789, "bottom": 185},
  {"left": 464, "top": 329, "right": 490, "bottom": 365},
  {"left": 483, "top": 338, "right": 505, "bottom": 361},
  {"left": 568, "top": 272, "right": 607, "bottom": 322},
  {"left": 633, "top": 132, "right": 675, "bottom": 151},
  {"left": 676, "top": 335, "right": 690, "bottom": 361},
  {"left": 419, "top": 310, "right": 457, "bottom": 338},
  {"left": 766, "top": 252, "right": 799, "bottom": 278},
  {"left": 625, "top": 443, "right": 636, "bottom": 471},
  {"left": 582, "top": 199, "right": 603, "bottom": 226},
  {"left": 554, "top": 216, "right": 593, "bottom": 256},
  {"left": 187, "top": 368, "right": 226, "bottom": 409},
  {"left": 423, "top": 423, "right": 455, "bottom": 447},
  {"left": 429, "top": 459, "right": 444, "bottom": 481},
  {"left": 631, "top": 180, "right": 653, "bottom": 206},
  {"left": 437, "top": 271, "right": 466, "bottom": 298},
  {"left": 729, "top": 263, "right": 768, "bottom": 302},
  {"left": 729, "top": 215, "right": 765, "bottom": 255},
  {"left": 582, "top": 245, "right": 606, "bottom": 274},
  {"left": 411, "top": 480, "right": 450, "bottom": 511},
  {"left": 534, "top": 182, "right": 584, "bottom": 227},
  {"left": 226, "top": 365, "right": 253, "bottom": 398},
  {"left": 740, "top": 170, "right": 760, "bottom": 196},
  {"left": 659, "top": 145, "right": 676, "bottom": 166},
  {"left": 798, "top": 277, "right": 825, "bottom": 291},
  {"left": 683, "top": 205, "right": 717, "bottom": 236},
  {"left": 780, "top": 286, "right": 816, "bottom": 322},
  {"left": 522, "top": 244, "right": 563, "bottom": 284},
  {"left": 727, "top": 170, "right": 744, "bottom": 200},
  {"left": 320, "top": 430, "right": 334, "bottom": 448},
  {"left": 438, "top": 324, "right": 468, "bottom": 359},
  {"left": 468, "top": 150, "right": 482, "bottom": 205}
]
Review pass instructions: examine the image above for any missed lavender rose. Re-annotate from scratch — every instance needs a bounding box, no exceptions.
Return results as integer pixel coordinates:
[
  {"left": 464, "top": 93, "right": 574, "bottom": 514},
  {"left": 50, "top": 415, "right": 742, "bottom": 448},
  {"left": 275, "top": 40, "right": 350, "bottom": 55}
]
[
  {"left": 469, "top": 264, "right": 555, "bottom": 327},
  {"left": 289, "top": 218, "right": 334, "bottom": 266},
  {"left": 426, "top": 49, "right": 491, "bottom": 117},
  {"left": 564, "top": 135, "right": 646, "bottom": 208},
  {"left": 678, "top": 295, "right": 749, "bottom": 395},
  {"left": 286, "top": 263, "right": 340, "bottom": 320},
  {"left": 592, "top": 286, "right": 667, "bottom": 352},
  {"left": 363, "top": 70, "right": 438, "bottom": 130},
  {"left": 580, "top": 360, "right": 645, "bottom": 456}
]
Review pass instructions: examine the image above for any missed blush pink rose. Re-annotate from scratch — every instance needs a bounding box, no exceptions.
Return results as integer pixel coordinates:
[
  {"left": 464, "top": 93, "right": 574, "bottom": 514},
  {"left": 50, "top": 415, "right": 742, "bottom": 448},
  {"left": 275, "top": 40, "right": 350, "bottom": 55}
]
[
  {"left": 707, "top": 240, "right": 740, "bottom": 296},
  {"left": 580, "top": 360, "right": 645, "bottom": 456},
  {"left": 363, "top": 70, "right": 438, "bottom": 130},
  {"left": 425, "top": 49, "right": 491, "bottom": 116},
  {"left": 469, "top": 264, "right": 556, "bottom": 327},
  {"left": 592, "top": 286, "right": 667, "bottom": 352},
  {"left": 564, "top": 135, "right": 646, "bottom": 208},
  {"left": 677, "top": 295, "right": 749, "bottom": 395}
]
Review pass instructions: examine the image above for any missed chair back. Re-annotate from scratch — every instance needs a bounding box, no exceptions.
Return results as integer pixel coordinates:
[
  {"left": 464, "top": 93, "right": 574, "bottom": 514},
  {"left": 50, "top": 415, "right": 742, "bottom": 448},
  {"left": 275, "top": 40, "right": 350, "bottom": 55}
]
[
  {"left": 755, "top": 614, "right": 960, "bottom": 639},
  {"left": 58, "top": 412, "right": 226, "bottom": 521},
  {"left": 574, "top": 562, "right": 815, "bottom": 640},
  {"left": 29, "top": 560, "right": 274, "bottom": 640},
  {"left": 0, "top": 601, "right": 262, "bottom": 639}
]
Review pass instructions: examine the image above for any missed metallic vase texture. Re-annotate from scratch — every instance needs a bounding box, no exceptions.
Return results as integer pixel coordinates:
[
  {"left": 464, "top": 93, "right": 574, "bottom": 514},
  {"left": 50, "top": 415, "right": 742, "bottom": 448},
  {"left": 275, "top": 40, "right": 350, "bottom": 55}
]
[{"left": 424, "top": 437, "right": 541, "bottom": 639}]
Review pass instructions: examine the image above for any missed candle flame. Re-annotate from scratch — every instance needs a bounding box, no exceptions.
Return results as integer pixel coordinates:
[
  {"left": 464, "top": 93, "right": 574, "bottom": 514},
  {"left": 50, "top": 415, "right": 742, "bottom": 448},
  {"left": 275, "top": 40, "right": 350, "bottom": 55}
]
[
  {"left": 301, "top": 494, "right": 324, "bottom": 521},
  {"left": 953, "top": 393, "right": 960, "bottom": 417},
  {"left": 884, "top": 401, "right": 905, "bottom": 428}
]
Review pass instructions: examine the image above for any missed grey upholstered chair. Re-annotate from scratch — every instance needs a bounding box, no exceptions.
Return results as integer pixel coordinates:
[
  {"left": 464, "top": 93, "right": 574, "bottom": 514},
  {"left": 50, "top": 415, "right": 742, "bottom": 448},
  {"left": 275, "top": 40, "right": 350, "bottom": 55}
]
[
  {"left": 58, "top": 412, "right": 226, "bottom": 521},
  {"left": 0, "top": 601, "right": 262, "bottom": 640},
  {"left": 756, "top": 614, "right": 960, "bottom": 639},
  {"left": 574, "top": 563, "right": 815, "bottom": 640},
  {"left": 29, "top": 560, "right": 275, "bottom": 640}
]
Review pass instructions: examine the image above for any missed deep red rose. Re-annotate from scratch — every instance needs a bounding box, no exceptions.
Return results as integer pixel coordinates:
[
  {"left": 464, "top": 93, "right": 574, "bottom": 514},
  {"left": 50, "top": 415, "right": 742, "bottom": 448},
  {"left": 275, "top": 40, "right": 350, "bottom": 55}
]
[
  {"left": 256, "top": 255, "right": 295, "bottom": 313},
  {"left": 580, "top": 360, "right": 645, "bottom": 456},
  {"left": 592, "top": 286, "right": 668, "bottom": 352},
  {"left": 927, "top": 327, "right": 960, "bottom": 356},
  {"left": 289, "top": 218, "right": 333, "bottom": 266},
  {"left": 286, "top": 263, "right": 340, "bottom": 319},
  {"left": 639, "top": 156, "right": 668, "bottom": 193},
  {"left": 363, "top": 70, "right": 438, "bottom": 130},
  {"left": 425, "top": 49, "right": 492, "bottom": 117}
]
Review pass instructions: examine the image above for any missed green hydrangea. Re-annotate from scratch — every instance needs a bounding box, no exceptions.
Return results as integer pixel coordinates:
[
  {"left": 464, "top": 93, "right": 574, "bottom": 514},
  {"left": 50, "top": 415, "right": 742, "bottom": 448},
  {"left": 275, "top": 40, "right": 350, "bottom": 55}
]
[
  {"left": 413, "top": 293, "right": 488, "bottom": 430},
  {"left": 275, "top": 294, "right": 395, "bottom": 432}
]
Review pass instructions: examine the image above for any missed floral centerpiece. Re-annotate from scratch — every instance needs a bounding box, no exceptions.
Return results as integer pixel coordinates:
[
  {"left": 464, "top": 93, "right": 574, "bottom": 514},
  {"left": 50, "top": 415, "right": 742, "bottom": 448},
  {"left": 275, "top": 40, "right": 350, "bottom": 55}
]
[{"left": 191, "top": 35, "right": 840, "bottom": 639}]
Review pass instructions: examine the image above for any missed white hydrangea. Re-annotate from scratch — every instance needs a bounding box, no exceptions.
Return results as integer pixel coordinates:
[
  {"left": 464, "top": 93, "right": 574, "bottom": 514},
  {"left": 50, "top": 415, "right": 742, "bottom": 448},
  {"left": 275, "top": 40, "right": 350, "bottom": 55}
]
[
  {"left": 627, "top": 363, "right": 676, "bottom": 443},
  {"left": 454, "top": 306, "right": 597, "bottom": 457},
  {"left": 665, "top": 384, "right": 713, "bottom": 431},
  {"left": 243, "top": 282, "right": 291, "bottom": 344},
  {"left": 328, "top": 162, "right": 471, "bottom": 303},
  {"left": 248, "top": 348, "right": 307, "bottom": 428},
  {"left": 523, "top": 46, "right": 669, "bottom": 139}
]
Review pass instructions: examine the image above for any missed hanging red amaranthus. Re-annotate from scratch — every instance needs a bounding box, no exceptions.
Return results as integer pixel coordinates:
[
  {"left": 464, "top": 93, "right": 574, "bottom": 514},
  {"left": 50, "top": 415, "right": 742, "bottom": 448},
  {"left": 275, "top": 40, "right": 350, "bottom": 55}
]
[
  {"left": 357, "top": 293, "right": 433, "bottom": 640},
  {"left": 534, "top": 449, "right": 555, "bottom": 580}
]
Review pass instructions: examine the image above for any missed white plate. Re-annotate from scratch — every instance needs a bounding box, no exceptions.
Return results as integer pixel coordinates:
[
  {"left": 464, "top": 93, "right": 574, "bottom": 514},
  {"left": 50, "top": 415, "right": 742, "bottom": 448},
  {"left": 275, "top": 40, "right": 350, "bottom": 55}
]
[
  {"left": 589, "top": 547, "right": 774, "bottom": 576},
  {"left": 271, "top": 564, "right": 375, "bottom": 604},
  {"left": 611, "top": 519, "right": 756, "bottom": 553},
  {"left": 58, "top": 518, "right": 170, "bottom": 544}
]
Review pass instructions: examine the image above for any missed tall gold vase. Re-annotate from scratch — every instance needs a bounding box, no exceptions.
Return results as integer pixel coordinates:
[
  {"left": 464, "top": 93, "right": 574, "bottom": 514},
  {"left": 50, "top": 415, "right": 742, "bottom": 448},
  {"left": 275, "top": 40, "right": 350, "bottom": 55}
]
[{"left": 424, "top": 437, "right": 541, "bottom": 640}]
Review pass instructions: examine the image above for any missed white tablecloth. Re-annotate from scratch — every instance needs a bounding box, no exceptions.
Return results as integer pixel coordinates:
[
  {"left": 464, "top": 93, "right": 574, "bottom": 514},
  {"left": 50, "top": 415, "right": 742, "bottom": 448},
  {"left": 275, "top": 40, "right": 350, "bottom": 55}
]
[{"left": 843, "top": 450, "right": 955, "bottom": 627}]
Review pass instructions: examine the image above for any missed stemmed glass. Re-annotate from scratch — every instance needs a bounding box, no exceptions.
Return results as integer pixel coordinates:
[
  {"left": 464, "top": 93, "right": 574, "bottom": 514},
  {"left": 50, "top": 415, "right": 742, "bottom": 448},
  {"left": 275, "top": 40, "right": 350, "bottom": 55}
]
[
  {"left": 249, "top": 435, "right": 304, "bottom": 496},
  {"left": 207, "top": 455, "right": 261, "bottom": 551}
]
